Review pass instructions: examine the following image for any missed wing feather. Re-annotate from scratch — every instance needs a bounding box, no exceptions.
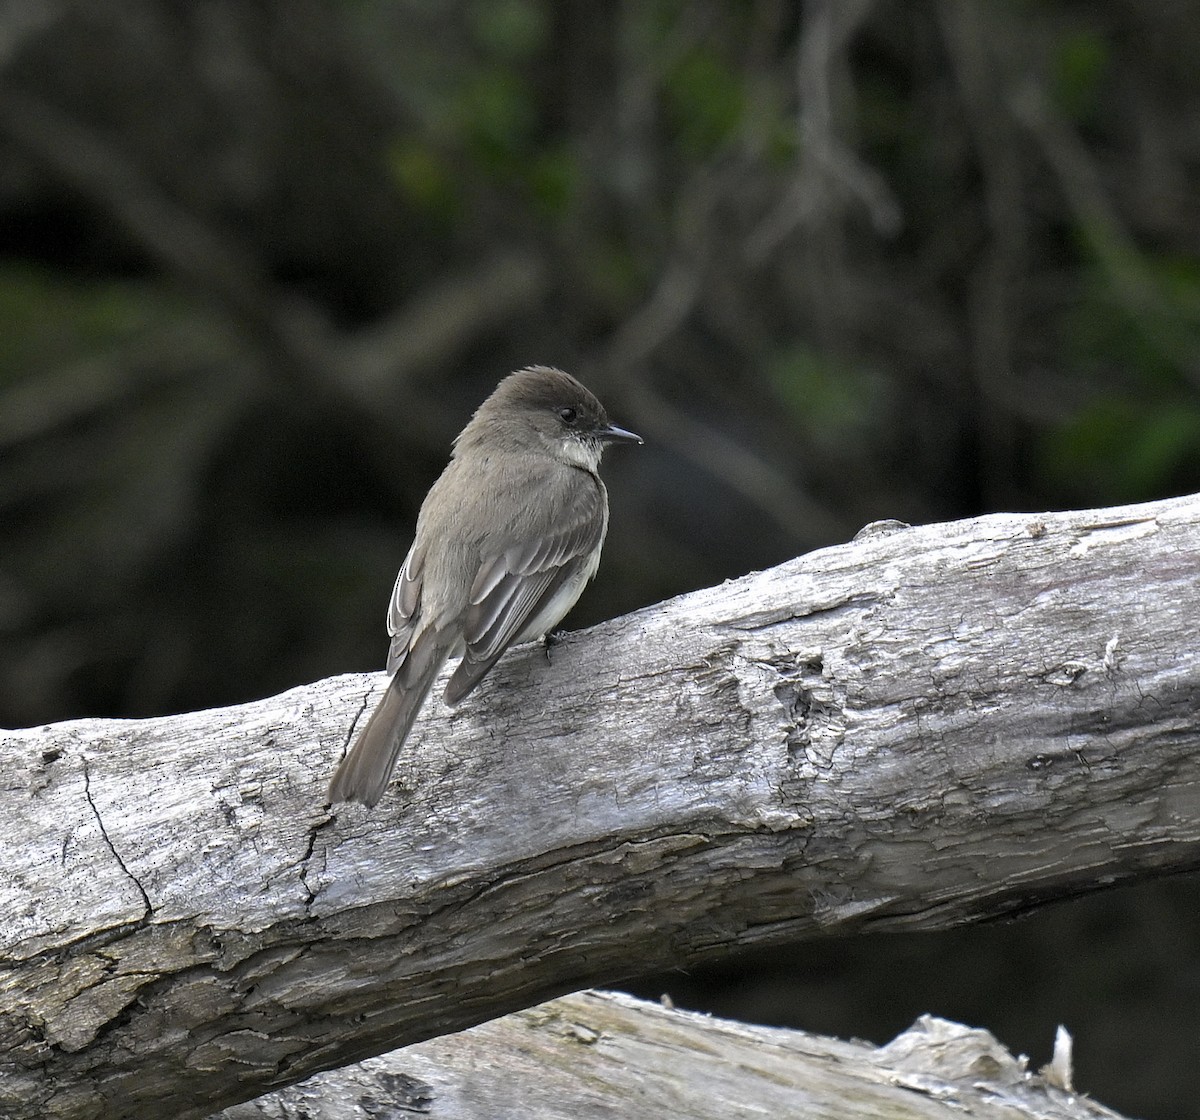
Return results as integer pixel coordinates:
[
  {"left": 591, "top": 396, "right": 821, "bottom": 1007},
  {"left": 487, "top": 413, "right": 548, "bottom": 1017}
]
[
  {"left": 385, "top": 541, "right": 424, "bottom": 675},
  {"left": 445, "top": 476, "right": 606, "bottom": 704}
]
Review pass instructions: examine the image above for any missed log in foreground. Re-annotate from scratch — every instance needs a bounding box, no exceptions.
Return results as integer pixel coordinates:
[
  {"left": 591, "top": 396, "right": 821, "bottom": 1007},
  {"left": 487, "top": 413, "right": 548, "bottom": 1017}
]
[
  {"left": 215, "top": 990, "right": 1126, "bottom": 1120},
  {"left": 2, "top": 493, "right": 1199, "bottom": 1118}
]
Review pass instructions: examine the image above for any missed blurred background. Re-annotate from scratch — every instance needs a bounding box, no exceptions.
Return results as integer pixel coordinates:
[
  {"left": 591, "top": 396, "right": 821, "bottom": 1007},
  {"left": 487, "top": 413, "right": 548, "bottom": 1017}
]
[{"left": 2, "top": 0, "right": 1198, "bottom": 1114}]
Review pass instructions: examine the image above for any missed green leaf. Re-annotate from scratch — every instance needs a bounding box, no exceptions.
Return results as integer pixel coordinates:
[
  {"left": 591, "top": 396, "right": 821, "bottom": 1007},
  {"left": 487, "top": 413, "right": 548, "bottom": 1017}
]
[
  {"left": 468, "top": 0, "right": 547, "bottom": 61},
  {"left": 1047, "top": 398, "right": 1200, "bottom": 501},
  {"left": 1053, "top": 29, "right": 1108, "bottom": 122},
  {"left": 767, "top": 345, "right": 882, "bottom": 448},
  {"left": 387, "top": 139, "right": 461, "bottom": 221},
  {"left": 665, "top": 48, "right": 745, "bottom": 156}
]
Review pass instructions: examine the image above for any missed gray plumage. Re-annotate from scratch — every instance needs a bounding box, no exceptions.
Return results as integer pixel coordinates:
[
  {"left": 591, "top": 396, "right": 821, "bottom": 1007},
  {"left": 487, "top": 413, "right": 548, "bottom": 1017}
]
[{"left": 328, "top": 366, "right": 641, "bottom": 807}]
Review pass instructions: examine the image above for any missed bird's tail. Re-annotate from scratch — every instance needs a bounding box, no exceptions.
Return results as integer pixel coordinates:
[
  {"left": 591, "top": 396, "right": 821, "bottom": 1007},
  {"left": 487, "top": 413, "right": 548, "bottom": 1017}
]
[{"left": 328, "top": 636, "right": 450, "bottom": 807}]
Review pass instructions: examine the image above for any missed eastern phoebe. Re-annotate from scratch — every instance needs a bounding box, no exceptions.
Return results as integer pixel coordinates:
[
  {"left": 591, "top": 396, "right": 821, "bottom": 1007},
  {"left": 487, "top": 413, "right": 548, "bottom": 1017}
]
[{"left": 329, "top": 366, "right": 642, "bottom": 807}]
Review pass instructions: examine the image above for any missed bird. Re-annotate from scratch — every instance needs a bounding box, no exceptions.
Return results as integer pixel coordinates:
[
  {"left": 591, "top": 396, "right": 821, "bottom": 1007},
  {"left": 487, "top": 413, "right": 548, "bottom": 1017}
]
[{"left": 328, "top": 365, "right": 642, "bottom": 807}]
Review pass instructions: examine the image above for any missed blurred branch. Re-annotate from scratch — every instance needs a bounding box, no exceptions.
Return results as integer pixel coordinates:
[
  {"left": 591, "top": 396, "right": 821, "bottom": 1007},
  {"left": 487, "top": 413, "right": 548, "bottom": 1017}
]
[
  {"left": 938, "top": 0, "right": 1025, "bottom": 506},
  {"left": 604, "top": 263, "right": 843, "bottom": 543},
  {"left": 611, "top": 0, "right": 719, "bottom": 214},
  {"left": 623, "top": 376, "right": 845, "bottom": 542},
  {"left": 601, "top": 159, "right": 846, "bottom": 544},
  {"left": 0, "top": 318, "right": 234, "bottom": 452},
  {"left": 0, "top": 91, "right": 338, "bottom": 383},
  {"left": 747, "top": 0, "right": 899, "bottom": 263},
  {"left": 4, "top": 492, "right": 1199, "bottom": 1117},
  {"left": 0, "top": 0, "right": 61, "bottom": 72},
  {"left": 338, "top": 251, "right": 548, "bottom": 405},
  {"left": 0, "top": 90, "right": 553, "bottom": 421},
  {"left": 1011, "top": 80, "right": 1200, "bottom": 387}
]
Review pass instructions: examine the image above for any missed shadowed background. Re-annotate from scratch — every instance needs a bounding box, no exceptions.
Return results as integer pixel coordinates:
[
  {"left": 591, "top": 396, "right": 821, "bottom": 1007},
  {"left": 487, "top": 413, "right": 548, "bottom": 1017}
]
[{"left": 2, "top": 2, "right": 1198, "bottom": 1115}]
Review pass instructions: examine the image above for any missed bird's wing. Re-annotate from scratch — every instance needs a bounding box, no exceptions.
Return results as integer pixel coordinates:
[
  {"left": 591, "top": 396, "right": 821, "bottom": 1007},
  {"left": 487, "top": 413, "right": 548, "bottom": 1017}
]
[
  {"left": 385, "top": 540, "right": 424, "bottom": 675},
  {"left": 443, "top": 475, "right": 606, "bottom": 705}
]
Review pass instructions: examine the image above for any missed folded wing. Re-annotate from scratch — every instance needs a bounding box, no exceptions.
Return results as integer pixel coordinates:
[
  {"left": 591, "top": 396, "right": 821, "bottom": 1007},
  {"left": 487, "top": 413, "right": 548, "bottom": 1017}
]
[
  {"left": 385, "top": 540, "right": 424, "bottom": 676},
  {"left": 444, "top": 476, "right": 606, "bottom": 705}
]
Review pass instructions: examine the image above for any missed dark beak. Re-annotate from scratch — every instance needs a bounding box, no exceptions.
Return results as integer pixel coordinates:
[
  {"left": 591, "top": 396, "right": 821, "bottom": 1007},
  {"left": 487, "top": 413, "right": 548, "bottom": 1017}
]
[{"left": 598, "top": 423, "right": 644, "bottom": 445}]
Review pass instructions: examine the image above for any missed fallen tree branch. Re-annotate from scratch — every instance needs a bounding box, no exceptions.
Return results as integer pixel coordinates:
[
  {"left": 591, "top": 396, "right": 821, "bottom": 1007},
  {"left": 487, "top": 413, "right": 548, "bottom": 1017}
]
[
  {"left": 3, "top": 493, "right": 1198, "bottom": 1119},
  {"left": 215, "top": 990, "right": 1127, "bottom": 1120}
]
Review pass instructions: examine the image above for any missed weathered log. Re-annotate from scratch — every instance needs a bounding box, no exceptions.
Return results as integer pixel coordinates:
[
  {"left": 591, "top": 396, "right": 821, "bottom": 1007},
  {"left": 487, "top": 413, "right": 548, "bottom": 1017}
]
[
  {"left": 216, "top": 990, "right": 1125, "bottom": 1120},
  {"left": 2, "top": 493, "right": 1197, "bottom": 1118}
]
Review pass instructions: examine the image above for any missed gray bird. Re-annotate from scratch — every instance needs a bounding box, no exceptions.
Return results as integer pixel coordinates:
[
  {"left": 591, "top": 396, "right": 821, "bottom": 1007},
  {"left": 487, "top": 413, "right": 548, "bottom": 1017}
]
[{"left": 329, "top": 366, "right": 642, "bottom": 807}]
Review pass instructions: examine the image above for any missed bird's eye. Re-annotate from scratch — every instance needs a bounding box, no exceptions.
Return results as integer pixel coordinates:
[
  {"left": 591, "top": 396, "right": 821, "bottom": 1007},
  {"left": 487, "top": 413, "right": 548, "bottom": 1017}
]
[{"left": 558, "top": 406, "right": 578, "bottom": 425}]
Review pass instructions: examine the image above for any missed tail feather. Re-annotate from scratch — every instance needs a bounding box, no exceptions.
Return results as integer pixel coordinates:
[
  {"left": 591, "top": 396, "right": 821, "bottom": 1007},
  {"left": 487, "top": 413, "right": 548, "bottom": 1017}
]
[{"left": 329, "top": 638, "right": 450, "bottom": 807}]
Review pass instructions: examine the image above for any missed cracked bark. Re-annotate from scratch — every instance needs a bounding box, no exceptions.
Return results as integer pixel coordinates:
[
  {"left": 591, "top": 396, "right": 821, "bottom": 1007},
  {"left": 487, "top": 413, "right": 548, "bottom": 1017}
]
[
  {"left": 80, "top": 758, "right": 152, "bottom": 920},
  {"left": 3, "top": 493, "right": 1199, "bottom": 1119}
]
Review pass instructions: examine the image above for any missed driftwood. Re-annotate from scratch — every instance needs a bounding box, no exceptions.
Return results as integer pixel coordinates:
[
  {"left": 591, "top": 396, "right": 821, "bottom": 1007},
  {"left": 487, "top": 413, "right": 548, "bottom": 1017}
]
[
  {"left": 3, "top": 492, "right": 1199, "bottom": 1118},
  {"left": 215, "top": 990, "right": 1125, "bottom": 1120}
]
